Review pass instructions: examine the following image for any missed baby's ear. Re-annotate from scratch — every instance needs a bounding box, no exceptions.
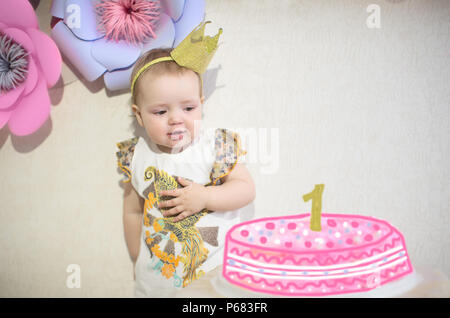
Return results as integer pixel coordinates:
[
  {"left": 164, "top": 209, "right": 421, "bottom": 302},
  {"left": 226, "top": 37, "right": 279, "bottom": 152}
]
[
  {"left": 200, "top": 96, "right": 205, "bottom": 104},
  {"left": 132, "top": 104, "right": 144, "bottom": 127}
]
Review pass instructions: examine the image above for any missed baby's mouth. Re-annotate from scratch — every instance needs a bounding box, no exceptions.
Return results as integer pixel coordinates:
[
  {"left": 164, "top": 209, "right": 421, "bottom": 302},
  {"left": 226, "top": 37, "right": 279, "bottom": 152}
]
[{"left": 168, "top": 130, "right": 185, "bottom": 141}]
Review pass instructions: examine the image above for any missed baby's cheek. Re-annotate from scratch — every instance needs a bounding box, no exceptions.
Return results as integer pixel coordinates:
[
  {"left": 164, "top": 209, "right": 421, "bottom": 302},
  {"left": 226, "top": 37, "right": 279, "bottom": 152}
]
[{"left": 145, "top": 119, "right": 165, "bottom": 138}]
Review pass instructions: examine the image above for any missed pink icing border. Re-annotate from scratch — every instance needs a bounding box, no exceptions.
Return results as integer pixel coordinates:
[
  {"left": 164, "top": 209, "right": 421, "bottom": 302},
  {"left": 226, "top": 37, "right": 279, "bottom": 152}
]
[
  {"left": 224, "top": 262, "right": 412, "bottom": 296},
  {"left": 228, "top": 241, "right": 405, "bottom": 272},
  {"left": 226, "top": 236, "right": 404, "bottom": 266}
]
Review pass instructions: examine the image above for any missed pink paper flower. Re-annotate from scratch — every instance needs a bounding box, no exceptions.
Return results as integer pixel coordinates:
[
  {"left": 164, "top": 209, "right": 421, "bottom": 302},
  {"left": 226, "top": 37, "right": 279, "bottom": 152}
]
[{"left": 0, "top": 0, "right": 62, "bottom": 136}]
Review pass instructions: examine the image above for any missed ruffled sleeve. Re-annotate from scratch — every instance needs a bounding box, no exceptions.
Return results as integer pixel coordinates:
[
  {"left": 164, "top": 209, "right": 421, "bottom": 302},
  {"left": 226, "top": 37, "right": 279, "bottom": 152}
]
[
  {"left": 116, "top": 137, "right": 139, "bottom": 183},
  {"left": 208, "top": 128, "right": 247, "bottom": 186}
]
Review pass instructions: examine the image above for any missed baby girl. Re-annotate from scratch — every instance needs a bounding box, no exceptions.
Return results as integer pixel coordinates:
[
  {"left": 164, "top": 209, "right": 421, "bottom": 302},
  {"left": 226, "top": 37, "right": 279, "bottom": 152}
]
[{"left": 116, "top": 24, "right": 255, "bottom": 297}]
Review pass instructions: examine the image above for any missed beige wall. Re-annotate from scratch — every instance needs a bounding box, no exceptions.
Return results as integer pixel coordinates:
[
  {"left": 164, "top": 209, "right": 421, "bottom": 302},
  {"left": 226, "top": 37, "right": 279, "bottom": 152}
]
[{"left": 1, "top": 0, "right": 449, "bottom": 297}]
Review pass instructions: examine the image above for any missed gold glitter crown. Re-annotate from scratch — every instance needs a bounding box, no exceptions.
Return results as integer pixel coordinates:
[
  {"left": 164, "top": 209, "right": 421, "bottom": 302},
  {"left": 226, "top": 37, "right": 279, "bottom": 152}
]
[
  {"left": 131, "top": 21, "right": 222, "bottom": 96},
  {"left": 171, "top": 20, "right": 222, "bottom": 74}
]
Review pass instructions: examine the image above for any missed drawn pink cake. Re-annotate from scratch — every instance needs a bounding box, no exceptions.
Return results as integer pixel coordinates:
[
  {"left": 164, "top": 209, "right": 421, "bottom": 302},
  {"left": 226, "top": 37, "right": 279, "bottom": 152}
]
[{"left": 223, "top": 213, "right": 413, "bottom": 296}]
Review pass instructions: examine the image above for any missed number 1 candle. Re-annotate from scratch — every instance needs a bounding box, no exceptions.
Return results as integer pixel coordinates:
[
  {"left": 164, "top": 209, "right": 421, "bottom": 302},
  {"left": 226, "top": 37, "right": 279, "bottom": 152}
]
[{"left": 303, "top": 184, "right": 325, "bottom": 231}]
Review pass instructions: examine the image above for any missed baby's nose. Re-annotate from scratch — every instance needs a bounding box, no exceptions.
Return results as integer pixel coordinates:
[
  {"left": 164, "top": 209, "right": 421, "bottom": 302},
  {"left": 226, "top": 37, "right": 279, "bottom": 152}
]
[{"left": 168, "top": 110, "right": 183, "bottom": 125}]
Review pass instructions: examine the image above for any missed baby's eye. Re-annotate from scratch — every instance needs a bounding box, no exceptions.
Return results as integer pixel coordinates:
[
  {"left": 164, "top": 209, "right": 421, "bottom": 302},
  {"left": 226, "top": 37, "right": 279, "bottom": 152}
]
[
  {"left": 154, "top": 110, "right": 166, "bottom": 115},
  {"left": 184, "top": 106, "right": 195, "bottom": 112}
]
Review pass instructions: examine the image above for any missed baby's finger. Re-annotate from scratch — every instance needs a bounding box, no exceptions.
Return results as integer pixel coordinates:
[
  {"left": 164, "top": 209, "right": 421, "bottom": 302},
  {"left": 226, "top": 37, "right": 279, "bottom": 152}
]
[
  {"left": 159, "top": 189, "right": 181, "bottom": 197},
  {"left": 177, "top": 177, "right": 193, "bottom": 187},
  {"left": 163, "top": 205, "right": 184, "bottom": 217},
  {"left": 158, "top": 197, "right": 180, "bottom": 209},
  {"left": 173, "top": 211, "right": 191, "bottom": 222}
]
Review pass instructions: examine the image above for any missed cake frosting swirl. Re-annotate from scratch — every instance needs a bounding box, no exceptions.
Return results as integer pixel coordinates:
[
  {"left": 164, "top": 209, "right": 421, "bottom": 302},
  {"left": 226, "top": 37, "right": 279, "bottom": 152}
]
[{"left": 223, "top": 213, "right": 413, "bottom": 296}]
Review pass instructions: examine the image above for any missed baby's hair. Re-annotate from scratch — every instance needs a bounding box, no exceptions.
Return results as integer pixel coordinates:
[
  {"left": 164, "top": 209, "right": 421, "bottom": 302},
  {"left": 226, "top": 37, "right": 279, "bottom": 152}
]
[{"left": 130, "top": 48, "right": 203, "bottom": 106}]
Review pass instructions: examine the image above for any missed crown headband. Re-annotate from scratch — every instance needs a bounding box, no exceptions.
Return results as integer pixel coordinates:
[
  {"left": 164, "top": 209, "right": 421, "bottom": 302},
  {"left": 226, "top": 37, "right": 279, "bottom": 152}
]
[{"left": 131, "top": 21, "right": 222, "bottom": 98}]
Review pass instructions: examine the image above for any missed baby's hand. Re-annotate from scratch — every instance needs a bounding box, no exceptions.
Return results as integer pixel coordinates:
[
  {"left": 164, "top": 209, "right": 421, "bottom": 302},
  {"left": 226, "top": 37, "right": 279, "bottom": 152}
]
[{"left": 158, "top": 177, "right": 208, "bottom": 222}]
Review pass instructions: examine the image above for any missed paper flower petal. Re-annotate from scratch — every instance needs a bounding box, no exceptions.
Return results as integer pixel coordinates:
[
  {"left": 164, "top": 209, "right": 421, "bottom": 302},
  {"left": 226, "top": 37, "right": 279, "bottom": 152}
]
[
  {"left": 0, "top": 83, "right": 25, "bottom": 110},
  {"left": 0, "top": 109, "right": 12, "bottom": 129},
  {"left": 141, "top": 13, "right": 176, "bottom": 53},
  {"left": 23, "top": 56, "right": 38, "bottom": 95},
  {"left": 91, "top": 39, "right": 142, "bottom": 71},
  {"left": 64, "top": 0, "right": 103, "bottom": 41},
  {"left": 2, "top": 27, "right": 34, "bottom": 54},
  {"left": 104, "top": 13, "right": 176, "bottom": 91},
  {"left": 161, "top": 0, "right": 185, "bottom": 22},
  {"left": 8, "top": 77, "right": 50, "bottom": 136},
  {"left": 173, "top": 0, "right": 205, "bottom": 47},
  {"left": 103, "top": 67, "right": 133, "bottom": 91},
  {"left": 51, "top": 21, "right": 106, "bottom": 82},
  {"left": 26, "top": 28, "right": 62, "bottom": 88},
  {"left": 0, "top": 0, "right": 38, "bottom": 30},
  {"left": 0, "top": 108, "right": 12, "bottom": 129}
]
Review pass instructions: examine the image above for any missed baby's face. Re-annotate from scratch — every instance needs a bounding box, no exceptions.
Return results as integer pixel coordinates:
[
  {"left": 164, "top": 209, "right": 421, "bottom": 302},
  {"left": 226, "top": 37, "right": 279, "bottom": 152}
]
[{"left": 133, "top": 70, "right": 204, "bottom": 153}]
